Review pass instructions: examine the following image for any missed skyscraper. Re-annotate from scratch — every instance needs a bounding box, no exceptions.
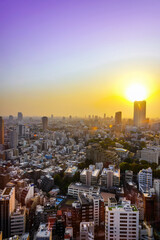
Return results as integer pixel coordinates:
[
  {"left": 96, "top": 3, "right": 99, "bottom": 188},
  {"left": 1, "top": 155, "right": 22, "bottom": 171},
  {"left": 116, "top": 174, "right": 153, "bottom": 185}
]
[
  {"left": 0, "top": 187, "right": 15, "bottom": 238},
  {"left": 18, "top": 124, "right": 25, "bottom": 138},
  {"left": 10, "top": 128, "right": 18, "bottom": 149},
  {"left": 115, "top": 111, "right": 122, "bottom": 125},
  {"left": 0, "top": 117, "right": 4, "bottom": 145},
  {"left": 134, "top": 101, "right": 146, "bottom": 126},
  {"left": 42, "top": 116, "right": 48, "bottom": 131},
  {"left": 18, "top": 112, "right": 23, "bottom": 122}
]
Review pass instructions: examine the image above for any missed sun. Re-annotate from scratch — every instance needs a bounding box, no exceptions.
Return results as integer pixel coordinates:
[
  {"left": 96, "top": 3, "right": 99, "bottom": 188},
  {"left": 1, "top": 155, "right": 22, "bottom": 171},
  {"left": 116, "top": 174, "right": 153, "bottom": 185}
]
[{"left": 126, "top": 83, "right": 147, "bottom": 102}]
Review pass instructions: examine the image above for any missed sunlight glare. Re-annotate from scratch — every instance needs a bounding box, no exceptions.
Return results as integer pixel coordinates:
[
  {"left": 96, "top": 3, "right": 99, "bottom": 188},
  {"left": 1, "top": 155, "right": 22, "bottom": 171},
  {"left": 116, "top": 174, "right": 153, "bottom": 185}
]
[{"left": 126, "top": 83, "right": 147, "bottom": 102}]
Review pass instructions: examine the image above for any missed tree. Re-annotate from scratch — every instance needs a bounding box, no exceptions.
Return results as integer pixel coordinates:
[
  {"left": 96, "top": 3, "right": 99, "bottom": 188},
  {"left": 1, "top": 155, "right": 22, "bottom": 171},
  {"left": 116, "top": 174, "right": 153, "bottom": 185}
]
[
  {"left": 124, "top": 158, "right": 133, "bottom": 164},
  {"left": 139, "top": 141, "right": 146, "bottom": 149},
  {"left": 140, "top": 160, "right": 148, "bottom": 165},
  {"left": 72, "top": 171, "right": 80, "bottom": 182},
  {"left": 151, "top": 162, "right": 158, "bottom": 170},
  {"left": 54, "top": 174, "right": 62, "bottom": 186},
  {"left": 120, "top": 162, "right": 131, "bottom": 173},
  {"left": 130, "top": 163, "right": 141, "bottom": 174}
]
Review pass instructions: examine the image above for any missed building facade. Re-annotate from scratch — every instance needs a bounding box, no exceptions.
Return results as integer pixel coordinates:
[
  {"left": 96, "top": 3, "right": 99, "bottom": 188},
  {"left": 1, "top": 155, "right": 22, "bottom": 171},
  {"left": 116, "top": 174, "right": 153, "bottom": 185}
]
[
  {"left": 105, "top": 198, "right": 139, "bottom": 240},
  {"left": 134, "top": 101, "right": 146, "bottom": 127}
]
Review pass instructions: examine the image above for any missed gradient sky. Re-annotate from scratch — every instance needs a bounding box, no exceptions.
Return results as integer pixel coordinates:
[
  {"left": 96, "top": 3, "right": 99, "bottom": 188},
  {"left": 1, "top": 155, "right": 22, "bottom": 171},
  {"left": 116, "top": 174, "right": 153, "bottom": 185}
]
[{"left": 0, "top": 0, "right": 160, "bottom": 117}]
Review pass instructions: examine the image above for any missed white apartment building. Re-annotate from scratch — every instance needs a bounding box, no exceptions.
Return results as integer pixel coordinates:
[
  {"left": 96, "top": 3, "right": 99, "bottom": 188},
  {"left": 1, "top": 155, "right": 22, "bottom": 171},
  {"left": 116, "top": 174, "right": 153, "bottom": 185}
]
[
  {"left": 105, "top": 199, "right": 139, "bottom": 240},
  {"left": 138, "top": 168, "right": 152, "bottom": 193},
  {"left": 80, "top": 168, "right": 100, "bottom": 185},
  {"left": 80, "top": 222, "right": 94, "bottom": 240},
  {"left": 100, "top": 166, "right": 120, "bottom": 188},
  {"left": 68, "top": 183, "right": 100, "bottom": 198}
]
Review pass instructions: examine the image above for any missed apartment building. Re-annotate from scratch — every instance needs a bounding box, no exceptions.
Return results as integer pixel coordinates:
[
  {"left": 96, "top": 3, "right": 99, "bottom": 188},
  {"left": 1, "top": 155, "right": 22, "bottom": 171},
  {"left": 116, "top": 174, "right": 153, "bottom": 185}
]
[
  {"left": 68, "top": 183, "right": 100, "bottom": 198},
  {"left": 105, "top": 198, "right": 139, "bottom": 240}
]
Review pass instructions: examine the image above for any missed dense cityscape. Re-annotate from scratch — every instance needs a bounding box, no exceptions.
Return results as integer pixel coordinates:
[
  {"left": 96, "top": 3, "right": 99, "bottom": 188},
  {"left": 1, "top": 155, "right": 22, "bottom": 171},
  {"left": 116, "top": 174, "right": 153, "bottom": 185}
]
[
  {"left": 1, "top": 0, "right": 160, "bottom": 239},
  {"left": 0, "top": 100, "right": 160, "bottom": 239}
]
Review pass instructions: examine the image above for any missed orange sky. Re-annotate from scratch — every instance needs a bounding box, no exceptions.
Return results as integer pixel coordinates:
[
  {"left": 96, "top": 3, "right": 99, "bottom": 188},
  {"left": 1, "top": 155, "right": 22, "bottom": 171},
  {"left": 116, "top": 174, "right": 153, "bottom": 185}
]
[{"left": 1, "top": 60, "right": 160, "bottom": 118}]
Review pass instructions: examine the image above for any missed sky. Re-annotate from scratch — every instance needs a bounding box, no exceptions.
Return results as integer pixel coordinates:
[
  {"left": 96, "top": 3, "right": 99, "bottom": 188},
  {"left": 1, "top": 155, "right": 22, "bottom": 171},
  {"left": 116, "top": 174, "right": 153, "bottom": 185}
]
[{"left": 0, "top": 0, "right": 160, "bottom": 118}]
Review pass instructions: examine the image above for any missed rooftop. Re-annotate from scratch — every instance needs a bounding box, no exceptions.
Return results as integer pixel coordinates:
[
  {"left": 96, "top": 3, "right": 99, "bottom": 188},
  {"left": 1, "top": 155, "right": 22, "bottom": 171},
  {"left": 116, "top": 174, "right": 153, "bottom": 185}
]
[
  {"left": 36, "top": 224, "right": 51, "bottom": 238},
  {"left": 2, "top": 187, "right": 13, "bottom": 196},
  {"left": 69, "top": 183, "right": 100, "bottom": 192},
  {"left": 108, "top": 204, "right": 138, "bottom": 212},
  {"left": 81, "top": 169, "right": 100, "bottom": 177}
]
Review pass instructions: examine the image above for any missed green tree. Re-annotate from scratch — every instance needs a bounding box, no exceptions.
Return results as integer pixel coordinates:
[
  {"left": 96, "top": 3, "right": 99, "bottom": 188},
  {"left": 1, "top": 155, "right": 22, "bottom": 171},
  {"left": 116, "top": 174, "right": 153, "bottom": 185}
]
[
  {"left": 120, "top": 162, "right": 131, "bottom": 173},
  {"left": 54, "top": 174, "right": 62, "bottom": 186},
  {"left": 72, "top": 171, "right": 80, "bottom": 182},
  {"left": 140, "top": 160, "right": 148, "bottom": 165},
  {"left": 130, "top": 163, "right": 141, "bottom": 174}
]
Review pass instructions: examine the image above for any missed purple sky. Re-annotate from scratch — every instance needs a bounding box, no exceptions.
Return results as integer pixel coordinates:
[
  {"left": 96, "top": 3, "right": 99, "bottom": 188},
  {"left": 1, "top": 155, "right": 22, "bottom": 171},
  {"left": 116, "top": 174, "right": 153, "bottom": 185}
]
[{"left": 0, "top": 0, "right": 160, "bottom": 116}]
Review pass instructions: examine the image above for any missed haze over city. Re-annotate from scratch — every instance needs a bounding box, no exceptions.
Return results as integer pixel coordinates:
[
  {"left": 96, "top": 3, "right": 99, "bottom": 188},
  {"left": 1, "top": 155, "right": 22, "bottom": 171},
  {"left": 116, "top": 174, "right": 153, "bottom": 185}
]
[{"left": 1, "top": 0, "right": 160, "bottom": 118}]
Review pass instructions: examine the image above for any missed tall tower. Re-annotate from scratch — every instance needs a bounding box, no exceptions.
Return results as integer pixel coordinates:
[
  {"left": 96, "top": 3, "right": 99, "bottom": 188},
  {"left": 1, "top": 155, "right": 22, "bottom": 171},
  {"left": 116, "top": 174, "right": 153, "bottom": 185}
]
[
  {"left": 17, "top": 112, "right": 23, "bottom": 122},
  {"left": 0, "top": 117, "right": 4, "bottom": 145},
  {"left": 134, "top": 100, "right": 146, "bottom": 126},
  {"left": 42, "top": 116, "right": 48, "bottom": 131},
  {"left": 115, "top": 111, "right": 122, "bottom": 125},
  {"left": 10, "top": 128, "right": 18, "bottom": 149}
]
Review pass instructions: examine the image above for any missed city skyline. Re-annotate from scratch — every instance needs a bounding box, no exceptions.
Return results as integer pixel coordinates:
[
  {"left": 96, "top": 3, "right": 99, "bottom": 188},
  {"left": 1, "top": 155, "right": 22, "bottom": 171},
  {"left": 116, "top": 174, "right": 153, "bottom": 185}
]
[
  {"left": 0, "top": 1, "right": 160, "bottom": 239},
  {"left": 0, "top": 0, "right": 160, "bottom": 118},
  {"left": 0, "top": 99, "right": 159, "bottom": 120}
]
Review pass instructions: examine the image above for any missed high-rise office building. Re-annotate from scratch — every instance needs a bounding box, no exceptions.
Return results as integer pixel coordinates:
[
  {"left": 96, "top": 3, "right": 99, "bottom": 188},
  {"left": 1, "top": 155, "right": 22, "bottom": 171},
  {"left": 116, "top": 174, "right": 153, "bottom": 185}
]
[
  {"left": 134, "top": 101, "right": 146, "bottom": 126},
  {"left": 0, "top": 117, "right": 4, "bottom": 145},
  {"left": 18, "top": 124, "right": 25, "bottom": 138},
  {"left": 0, "top": 187, "right": 15, "bottom": 238},
  {"left": 115, "top": 111, "right": 122, "bottom": 125},
  {"left": 18, "top": 112, "right": 23, "bottom": 122},
  {"left": 105, "top": 198, "right": 139, "bottom": 240},
  {"left": 42, "top": 116, "right": 48, "bottom": 131},
  {"left": 10, "top": 128, "right": 18, "bottom": 149}
]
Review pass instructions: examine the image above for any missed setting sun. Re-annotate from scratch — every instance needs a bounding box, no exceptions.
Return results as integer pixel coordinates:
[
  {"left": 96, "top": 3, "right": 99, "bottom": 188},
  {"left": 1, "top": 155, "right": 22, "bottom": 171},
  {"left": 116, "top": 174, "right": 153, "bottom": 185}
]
[{"left": 126, "top": 83, "right": 147, "bottom": 102}]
